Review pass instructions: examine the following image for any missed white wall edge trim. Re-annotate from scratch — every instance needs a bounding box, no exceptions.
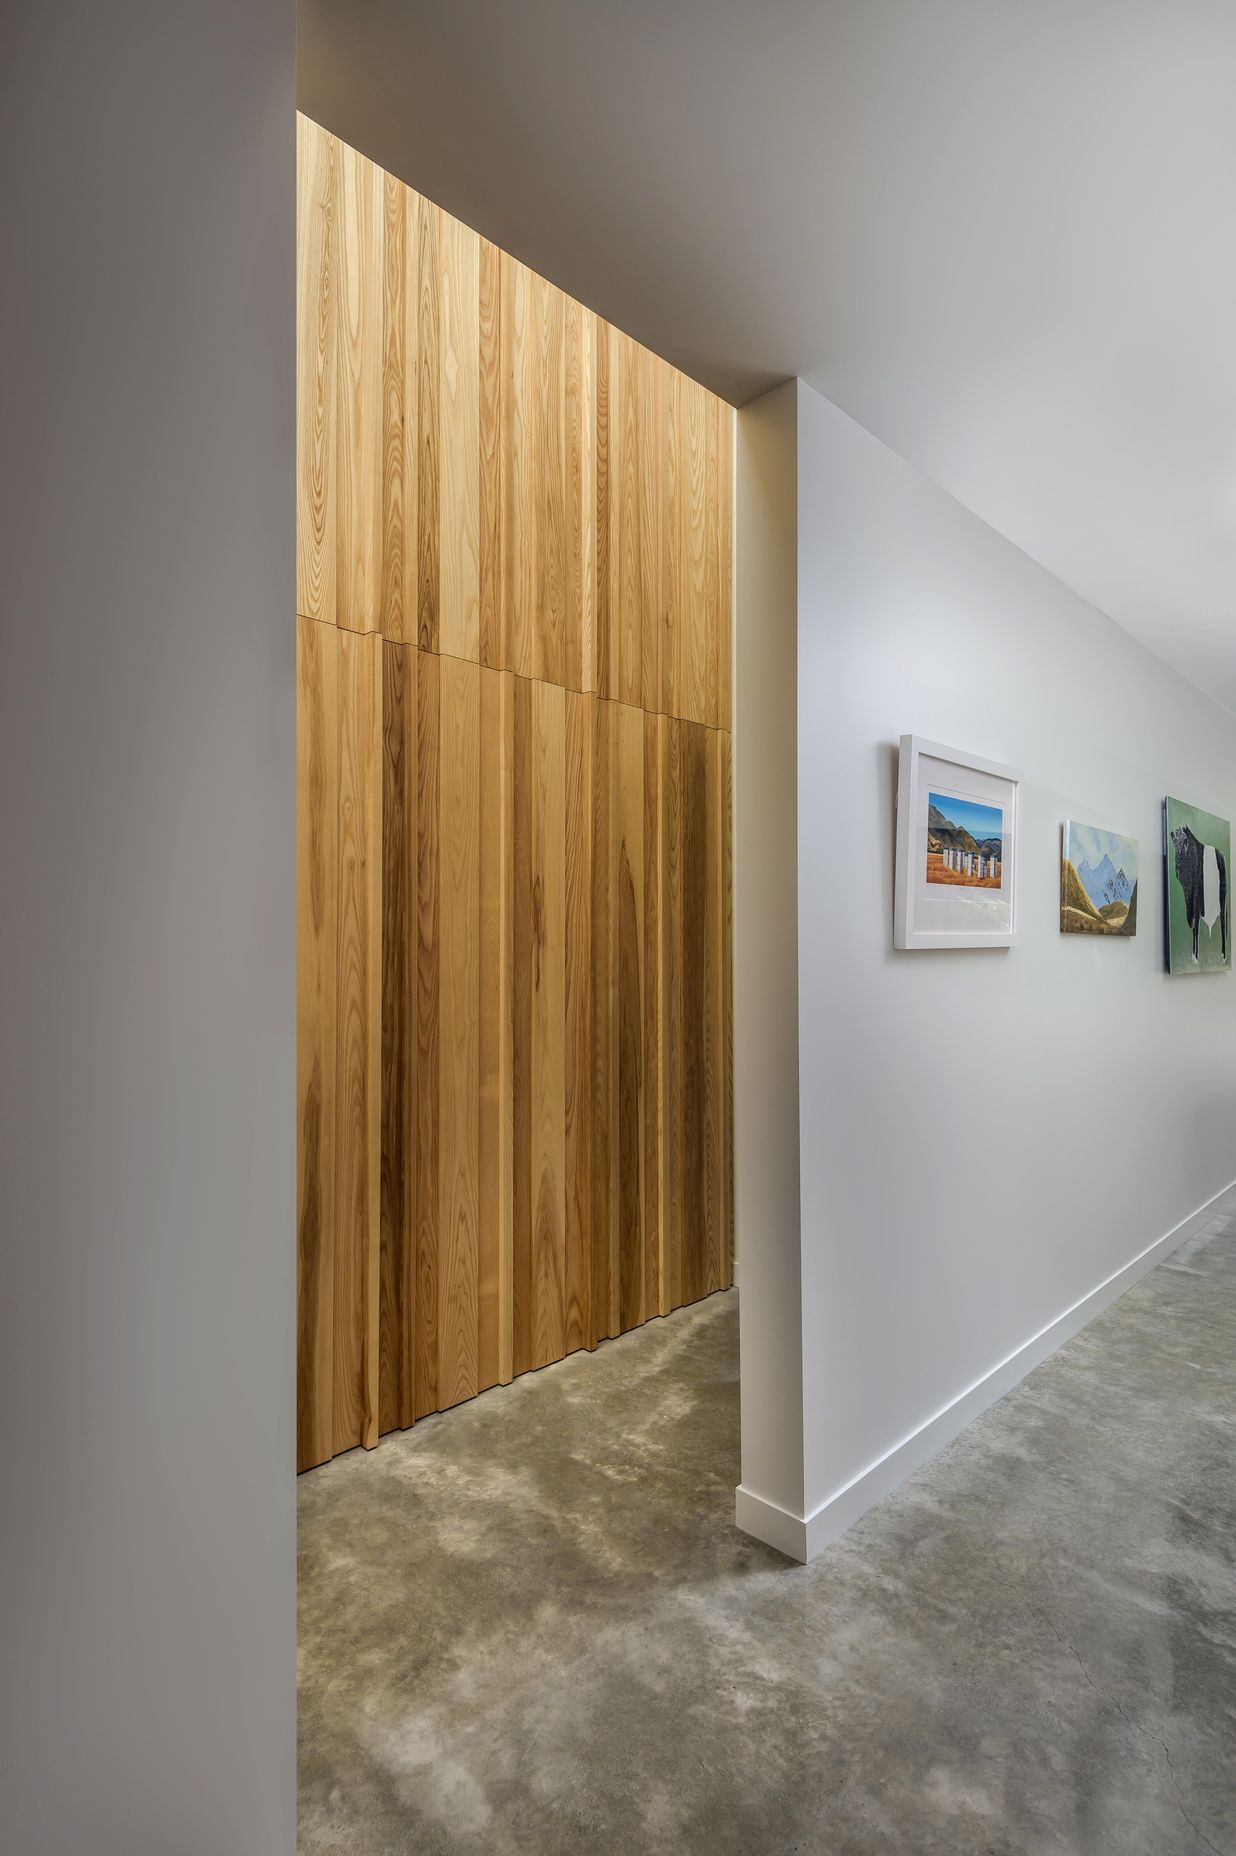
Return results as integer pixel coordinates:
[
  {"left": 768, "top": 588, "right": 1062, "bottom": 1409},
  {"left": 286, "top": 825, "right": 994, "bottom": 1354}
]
[
  {"left": 737, "top": 1179, "right": 1236, "bottom": 1565},
  {"left": 734, "top": 1484, "right": 808, "bottom": 1562}
]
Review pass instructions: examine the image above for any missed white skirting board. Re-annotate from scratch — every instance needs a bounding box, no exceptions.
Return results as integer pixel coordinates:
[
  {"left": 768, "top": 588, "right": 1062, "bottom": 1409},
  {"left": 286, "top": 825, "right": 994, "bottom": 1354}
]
[{"left": 736, "top": 1178, "right": 1236, "bottom": 1564}]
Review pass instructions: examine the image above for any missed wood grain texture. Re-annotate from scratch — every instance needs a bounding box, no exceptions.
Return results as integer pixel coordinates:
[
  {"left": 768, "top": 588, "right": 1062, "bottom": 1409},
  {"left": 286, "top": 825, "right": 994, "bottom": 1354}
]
[
  {"left": 594, "top": 319, "right": 614, "bottom": 704},
  {"left": 479, "top": 240, "right": 505, "bottom": 671},
  {"left": 379, "top": 173, "right": 408, "bottom": 642},
  {"left": 437, "top": 215, "right": 481, "bottom": 663},
  {"left": 380, "top": 639, "right": 416, "bottom": 1434},
  {"left": 437, "top": 654, "right": 481, "bottom": 1408},
  {"left": 530, "top": 679, "right": 567, "bottom": 1368},
  {"left": 722, "top": 728, "right": 734, "bottom": 1284},
  {"left": 614, "top": 330, "right": 644, "bottom": 711},
  {"left": 297, "top": 115, "right": 735, "bottom": 1471},
  {"left": 564, "top": 691, "right": 593, "bottom": 1353},
  {"left": 661, "top": 715, "right": 685, "bottom": 1314},
  {"left": 568, "top": 299, "right": 597, "bottom": 697},
  {"left": 413, "top": 649, "right": 441, "bottom": 1418},
  {"left": 296, "top": 616, "right": 338, "bottom": 1471},
  {"left": 643, "top": 711, "right": 666, "bottom": 1321},
  {"left": 335, "top": 141, "right": 385, "bottom": 635},
  {"left": 589, "top": 696, "right": 618, "bottom": 1346},
  {"left": 296, "top": 116, "right": 731, "bottom": 726},
  {"left": 716, "top": 400, "right": 733, "bottom": 731},
  {"left": 478, "top": 668, "right": 513, "bottom": 1388},
  {"left": 503, "top": 252, "right": 536, "bottom": 682},
  {"left": 679, "top": 716, "right": 706, "bottom": 1308},
  {"left": 332, "top": 629, "right": 382, "bottom": 1453},
  {"left": 535, "top": 271, "right": 568, "bottom": 692},
  {"left": 639, "top": 348, "right": 662, "bottom": 716},
  {"left": 416, "top": 195, "right": 442, "bottom": 654},
  {"left": 703, "top": 724, "right": 725, "bottom": 1293},
  {"left": 680, "top": 375, "right": 709, "bottom": 728},
  {"left": 300, "top": 662, "right": 734, "bottom": 1464},
  {"left": 658, "top": 364, "right": 681, "bottom": 723},
  {"left": 615, "top": 701, "right": 646, "bottom": 1331},
  {"left": 510, "top": 674, "right": 534, "bottom": 1374},
  {"left": 297, "top": 120, "right": 337, "bottom": 628}
]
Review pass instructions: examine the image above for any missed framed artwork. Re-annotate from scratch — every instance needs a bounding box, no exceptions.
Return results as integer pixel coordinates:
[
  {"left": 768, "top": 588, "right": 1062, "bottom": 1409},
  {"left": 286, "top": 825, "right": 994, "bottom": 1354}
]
[
  {"left": 1061, "top": 821, "right": 1138, "bottom": 936},
  {"left": 1164, "top": 797, "right": 1231, "bottom": 974},
  {"left": 894, "top": 736, "right": 1020, "bottom": 949}
]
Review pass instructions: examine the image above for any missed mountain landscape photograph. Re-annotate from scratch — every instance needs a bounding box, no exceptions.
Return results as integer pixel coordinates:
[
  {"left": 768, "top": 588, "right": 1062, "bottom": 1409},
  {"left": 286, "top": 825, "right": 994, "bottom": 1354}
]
[
  {"left": 925, "top": 792, "right": 1004, "bottom": 889},
  {"left": 1060, "top": 820, "right": 1138, "bottom": 936}
]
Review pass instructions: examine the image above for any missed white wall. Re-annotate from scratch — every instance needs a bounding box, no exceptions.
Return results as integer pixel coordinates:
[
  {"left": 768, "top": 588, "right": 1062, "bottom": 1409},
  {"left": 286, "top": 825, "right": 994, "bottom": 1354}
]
[
  {"left": 737, "top": 379, "right": 1236, "bottom": 1560},
  {"left": 0, "top": 5, "right": 296, "bottom": 1848},
  {"left": 733, "top": 383, "right": 808, "bottom": 1556}
]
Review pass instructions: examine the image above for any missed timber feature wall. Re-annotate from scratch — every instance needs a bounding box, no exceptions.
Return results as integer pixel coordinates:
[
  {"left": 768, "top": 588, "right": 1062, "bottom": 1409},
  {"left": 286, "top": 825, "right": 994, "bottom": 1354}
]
[{"left": 296, "top": 116, "right": 733, "bottom": 1471}]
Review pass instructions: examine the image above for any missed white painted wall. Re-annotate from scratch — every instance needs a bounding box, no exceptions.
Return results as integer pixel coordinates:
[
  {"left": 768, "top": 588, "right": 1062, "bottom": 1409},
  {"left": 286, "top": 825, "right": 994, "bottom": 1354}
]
[
  {"left": 0, "top": 4, "right": 296, "bottom": 1847},
  {"left": 737, "top": 379, "right": 1236, "bottom": 1560},
  {"left": 798, "top": 378, "right": 1236, "bottom": 1543},
  {"left": 733, "top": 383, "right": 808, "bottom": 1557}
]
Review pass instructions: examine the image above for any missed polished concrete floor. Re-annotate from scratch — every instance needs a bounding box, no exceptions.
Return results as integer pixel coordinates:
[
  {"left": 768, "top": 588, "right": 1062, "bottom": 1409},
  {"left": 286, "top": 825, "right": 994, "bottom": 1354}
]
[{"left": 299, "top": 1215, "right": 1236, "bottom": 1855}]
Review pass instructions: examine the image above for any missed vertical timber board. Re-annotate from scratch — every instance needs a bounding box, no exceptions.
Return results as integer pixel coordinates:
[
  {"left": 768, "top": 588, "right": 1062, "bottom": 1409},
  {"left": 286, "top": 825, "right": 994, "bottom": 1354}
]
[
  {"left": 296, "top": 119, "right": 337, "bottom": 627},
  {"left": 505, "top": 254, "right": 538, "bottom": 682},
  {"left": 616, "top": 701, "right": 646, "bottom": 1332},
  {"left": 335, "top": 139, "right": 385, "bottom": 635},
  {"left": 564, "top": 690, "right": 594, "bottom": 1354},
  {"left": 478, "top": 240, "right": 505, "bottom": 671},
  {"left": 535, "top": 272, "right": 568, "bottom": 691},
  {"left": 590, "top": 698, "right": 618, "bottom": 1344},
  {"left": 438, "top": 214, "right": 481, "bottom": 663},
  {"left": 437, "top": 655, "right": 481, "bottom": 1409},
  {"left": 567, "top": 301, "right": 597, "bottom": 695},
  {"left": 379, "top": 171, "right": 408, "bottom": 642},
  {"left": 662, "top": 716, "right": 685, "bottom": 1312},
  {"left": 594, "top": 320, "right": 614, "bottom": 703},
  {"left": 680, "top": 717, "right": 707, "bottom": 1307},
  {"left": 379, "top": 640, "right": 416, "bottom": 1434},
  {"left": 703, "top": 725, "right": 725, "bottom": 1293},
  {"left": 643, "top": 712, "right": 666, "bottom": 1320},
  {"left": 680, "top": 375, "right": 709, "bottom": 728},
  {"left": 510, "top": 676, "right": 534, "bottom": 1374},
  {"left": 395, "top": 179, "right": 421, "bottom": 644},
  {"left": 639, "top": 347, "right": 662, "bottom": 715},
  {"left": 296, "top": 616, "right": 338, "bottom": 1471},
  {"left": 722, "top": 727, "right": 734, "bottom": 1285},
  {"left": 479, "top": 669, "right": 514, "bottom": 1388},
  {"left": 716, "top": 404, "right": 733, "bottom": 732},
  {"left": 703, "top": 393, "right": 722, "bottom": 731},
  {"left": 659, "top": 364, "right": 682, "bottom": 724},
  {"left": 530, "top": 680, "right": 568, "bottom": 1370},
  {"left": 413, "top": 650, "right": 441, "bottom": 1418},
  {"left": 616, "top": 334, "right": 644, "bottom": 710},
  {"left": 333, "top": 628, "right": 382, "bottom": 1453},
  {"left": 416, "top": 197, "right": 442, "bottom": 653}
]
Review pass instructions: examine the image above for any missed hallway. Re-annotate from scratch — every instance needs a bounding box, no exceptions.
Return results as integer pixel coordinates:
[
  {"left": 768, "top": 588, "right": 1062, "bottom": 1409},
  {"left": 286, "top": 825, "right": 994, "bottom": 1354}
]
[{"left": 299, "top": 1216, "right": 1236, "bottom": 1855}]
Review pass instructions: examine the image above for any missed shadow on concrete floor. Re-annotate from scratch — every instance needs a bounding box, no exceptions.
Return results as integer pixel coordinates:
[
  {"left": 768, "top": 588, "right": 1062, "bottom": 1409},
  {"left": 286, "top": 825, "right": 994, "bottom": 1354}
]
[{"left": 299, "top": 1218, "right": 1236, "bottom": 1855}]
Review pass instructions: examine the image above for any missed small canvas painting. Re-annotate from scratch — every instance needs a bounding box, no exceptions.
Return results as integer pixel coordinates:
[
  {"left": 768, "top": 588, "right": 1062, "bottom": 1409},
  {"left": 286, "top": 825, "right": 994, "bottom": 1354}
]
[
  {"left": 1165, "top": 797, "right": 1231, "bottom": 974},
  {"left": 925, "top": 792, "right": 1004, "bottom": 889},
  {"left": 1061, "top": 822, "right": 1138, "bottom": 936}
]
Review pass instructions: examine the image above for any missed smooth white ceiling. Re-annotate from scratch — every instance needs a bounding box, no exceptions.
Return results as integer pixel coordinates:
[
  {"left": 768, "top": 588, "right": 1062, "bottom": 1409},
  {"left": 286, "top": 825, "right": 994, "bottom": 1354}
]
[{"left": 299, "top": 0, "right": 1236, "bottom": 711}]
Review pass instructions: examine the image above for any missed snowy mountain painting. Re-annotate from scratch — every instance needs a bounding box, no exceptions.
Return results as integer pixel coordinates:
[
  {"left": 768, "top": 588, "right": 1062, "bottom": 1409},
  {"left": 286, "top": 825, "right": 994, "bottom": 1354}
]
[{"left": 1061, "top": 821, "right": 1138, "bottom": 937}]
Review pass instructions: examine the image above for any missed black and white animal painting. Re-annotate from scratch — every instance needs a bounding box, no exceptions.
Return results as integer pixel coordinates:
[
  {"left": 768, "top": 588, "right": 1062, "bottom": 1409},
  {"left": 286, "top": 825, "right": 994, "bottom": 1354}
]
[{"left": 1171, "top": 824, "right": 1228, "bottom": 963}]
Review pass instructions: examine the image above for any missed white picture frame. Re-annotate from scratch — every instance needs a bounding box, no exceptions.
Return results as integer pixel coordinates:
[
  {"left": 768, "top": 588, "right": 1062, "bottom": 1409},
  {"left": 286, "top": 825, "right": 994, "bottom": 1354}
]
[{"left": 894, "top": 735, "right": 1021, "bottom": 950}]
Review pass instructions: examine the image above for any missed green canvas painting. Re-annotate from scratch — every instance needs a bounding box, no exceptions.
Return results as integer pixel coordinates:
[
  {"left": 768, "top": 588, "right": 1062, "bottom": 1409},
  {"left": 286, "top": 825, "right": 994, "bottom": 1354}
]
[{"left": 1165, "top": 796, "right": 1231, "bottom": 975}]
